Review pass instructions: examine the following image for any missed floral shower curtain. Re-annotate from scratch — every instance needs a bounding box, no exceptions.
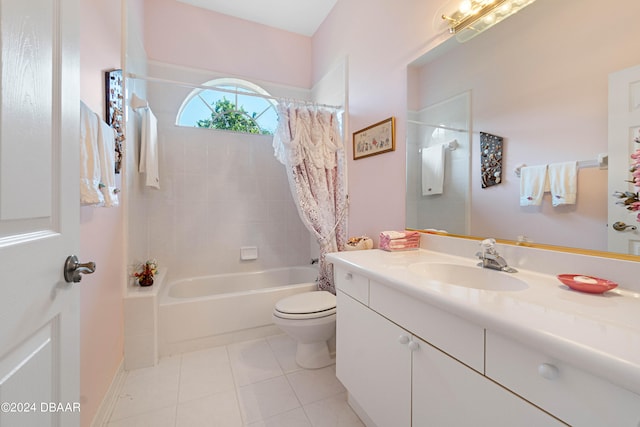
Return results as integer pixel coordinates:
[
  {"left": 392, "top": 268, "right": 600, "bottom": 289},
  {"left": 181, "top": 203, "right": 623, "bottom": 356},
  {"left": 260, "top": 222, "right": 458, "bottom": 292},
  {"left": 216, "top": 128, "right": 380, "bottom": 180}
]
[{"left": 272, "top": 103, "right": 347, "bottom": 294}]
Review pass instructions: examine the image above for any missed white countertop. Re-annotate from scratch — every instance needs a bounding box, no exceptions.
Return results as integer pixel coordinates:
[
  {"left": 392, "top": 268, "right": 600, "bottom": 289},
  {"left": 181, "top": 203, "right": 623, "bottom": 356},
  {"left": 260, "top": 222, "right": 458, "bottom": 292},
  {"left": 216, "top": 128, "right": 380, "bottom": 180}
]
[{"left": 327, "top": 249, "right": 640, "bottom": 396}]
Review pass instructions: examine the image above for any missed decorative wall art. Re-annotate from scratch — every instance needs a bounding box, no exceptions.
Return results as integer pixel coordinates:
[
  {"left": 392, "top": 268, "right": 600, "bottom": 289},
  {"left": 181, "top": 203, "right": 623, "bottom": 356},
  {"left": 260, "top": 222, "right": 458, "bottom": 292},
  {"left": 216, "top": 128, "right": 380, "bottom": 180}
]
[
  {"left": 480, "top": 132, "right": 503, "bottom": 188},
  {"left": 353, "top": 117, "right": 396, "bottom": 160},
  {"left": 105, "top": 69, "right": 124, "bottom": 174}
]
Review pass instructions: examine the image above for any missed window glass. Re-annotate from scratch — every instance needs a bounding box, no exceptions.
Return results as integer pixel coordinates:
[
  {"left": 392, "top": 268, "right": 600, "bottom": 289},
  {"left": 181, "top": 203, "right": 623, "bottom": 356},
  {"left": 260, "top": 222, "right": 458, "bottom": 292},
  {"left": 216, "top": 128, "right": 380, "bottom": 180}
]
[{"left": 177, "top": 78, "right": 278, "bottom": 135}]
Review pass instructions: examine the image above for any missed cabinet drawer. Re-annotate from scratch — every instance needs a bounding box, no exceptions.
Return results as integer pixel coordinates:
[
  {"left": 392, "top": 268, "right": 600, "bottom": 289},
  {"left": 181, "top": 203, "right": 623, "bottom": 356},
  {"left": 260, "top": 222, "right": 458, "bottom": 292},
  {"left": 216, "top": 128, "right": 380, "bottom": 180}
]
[
  {"left": 369, "top": 281, "right": 484, "bottom": 373},
  {"left": 486, "top": 330, "right": 640, "bottom": 427},
  {"left": 334, "top": 266, "right": 369, "bottom": 304}
]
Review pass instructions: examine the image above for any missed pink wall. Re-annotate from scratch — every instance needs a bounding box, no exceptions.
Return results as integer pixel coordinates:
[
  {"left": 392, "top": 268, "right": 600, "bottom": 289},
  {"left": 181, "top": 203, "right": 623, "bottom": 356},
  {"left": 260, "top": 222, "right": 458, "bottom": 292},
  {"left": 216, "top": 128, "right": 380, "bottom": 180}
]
[
  {"left": 79, "top": 1, "right": 124, "bottom": 426},
  {"left": 312, "top": 0, "right": 448, "bottom": 241},
  {"left": 143, "top": 0, "right": 312, "bottom": 88}
]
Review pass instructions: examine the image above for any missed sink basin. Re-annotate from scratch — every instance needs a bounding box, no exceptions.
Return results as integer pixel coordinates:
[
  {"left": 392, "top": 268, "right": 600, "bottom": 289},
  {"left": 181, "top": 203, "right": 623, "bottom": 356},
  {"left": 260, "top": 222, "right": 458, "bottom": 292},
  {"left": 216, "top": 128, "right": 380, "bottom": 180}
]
[{"left": 408, "top": 262, "right": 528, "bottom": 291}]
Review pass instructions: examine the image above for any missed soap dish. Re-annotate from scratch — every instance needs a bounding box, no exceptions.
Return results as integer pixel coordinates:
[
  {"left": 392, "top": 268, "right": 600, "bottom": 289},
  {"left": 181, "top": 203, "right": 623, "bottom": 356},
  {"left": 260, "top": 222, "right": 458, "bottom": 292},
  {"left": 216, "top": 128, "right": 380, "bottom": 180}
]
[{"left": 557, "top": 274, "right": 618, "bottom": 294}]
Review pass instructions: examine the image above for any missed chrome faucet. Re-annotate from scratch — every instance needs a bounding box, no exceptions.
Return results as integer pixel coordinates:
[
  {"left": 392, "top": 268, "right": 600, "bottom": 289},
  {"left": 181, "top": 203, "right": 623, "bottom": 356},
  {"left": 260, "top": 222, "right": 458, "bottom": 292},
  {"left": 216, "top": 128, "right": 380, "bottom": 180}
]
[{"left": 475, "top": 238, "right": 518, "bottom": 273}]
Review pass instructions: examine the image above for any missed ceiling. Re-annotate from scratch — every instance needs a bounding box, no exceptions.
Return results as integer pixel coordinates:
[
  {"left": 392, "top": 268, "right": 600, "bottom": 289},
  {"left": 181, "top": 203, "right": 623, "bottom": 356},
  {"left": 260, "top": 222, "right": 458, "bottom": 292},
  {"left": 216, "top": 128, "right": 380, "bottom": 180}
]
[{"left": 176, "top": 0, "right": 338, "bottom": 37}]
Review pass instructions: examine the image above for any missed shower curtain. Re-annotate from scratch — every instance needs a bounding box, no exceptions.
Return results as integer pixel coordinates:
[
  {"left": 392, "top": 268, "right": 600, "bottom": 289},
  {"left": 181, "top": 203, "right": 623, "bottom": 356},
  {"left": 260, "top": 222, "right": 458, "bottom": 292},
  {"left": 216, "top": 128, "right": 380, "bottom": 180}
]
[{"left": 273, "top": 103, "right": 347, "bottom": 294}]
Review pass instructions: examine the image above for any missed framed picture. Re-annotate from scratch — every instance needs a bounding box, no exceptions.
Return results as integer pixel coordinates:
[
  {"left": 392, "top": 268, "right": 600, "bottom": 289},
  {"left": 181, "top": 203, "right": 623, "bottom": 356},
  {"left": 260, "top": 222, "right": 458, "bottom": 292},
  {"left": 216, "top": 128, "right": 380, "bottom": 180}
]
[
  {"left": 105, "top": 69, "right": 124, "bottom": 174},
  {"left": 353, "top": 117, "right": 395, "bottom": 160}
]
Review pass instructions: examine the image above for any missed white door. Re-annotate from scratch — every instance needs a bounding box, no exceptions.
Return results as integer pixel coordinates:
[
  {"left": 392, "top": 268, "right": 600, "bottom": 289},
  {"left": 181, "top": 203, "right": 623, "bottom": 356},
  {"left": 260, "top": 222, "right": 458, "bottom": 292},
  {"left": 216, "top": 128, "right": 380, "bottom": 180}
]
[
  {"left": 0, "top": 0, "right": 82, "bottom": 426},
  {"left": 608, "top": 64, "right": 640, "bottom": 255}
]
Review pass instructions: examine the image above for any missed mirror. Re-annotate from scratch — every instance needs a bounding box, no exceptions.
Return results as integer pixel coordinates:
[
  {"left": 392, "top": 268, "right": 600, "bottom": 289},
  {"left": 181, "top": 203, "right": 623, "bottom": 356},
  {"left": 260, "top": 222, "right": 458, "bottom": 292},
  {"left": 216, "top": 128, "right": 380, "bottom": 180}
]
[{"left": 406, "top": 0, "right": 640, "bottom": 255}]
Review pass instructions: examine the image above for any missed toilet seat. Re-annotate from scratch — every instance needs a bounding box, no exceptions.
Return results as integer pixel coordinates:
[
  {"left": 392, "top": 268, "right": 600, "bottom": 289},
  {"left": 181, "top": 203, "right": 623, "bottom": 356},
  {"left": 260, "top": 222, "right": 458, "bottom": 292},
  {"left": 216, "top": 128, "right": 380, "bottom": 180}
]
[{"left": 274, "top": 291, "right": 336, "bottom": 320}]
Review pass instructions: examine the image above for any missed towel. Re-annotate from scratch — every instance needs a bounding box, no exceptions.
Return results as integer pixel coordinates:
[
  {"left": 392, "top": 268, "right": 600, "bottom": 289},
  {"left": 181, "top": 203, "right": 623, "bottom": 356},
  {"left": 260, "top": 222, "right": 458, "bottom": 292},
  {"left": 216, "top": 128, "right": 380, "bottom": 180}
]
[
  {"left": 519, "top": 165, "right": 548, "bottom": 206},
  {"left": 80, "top": 102, "right": 105, "bottom": 206},
  {"left": 139, "top": 107, "right": 160, "bottom": 189},
  {"left": 379, "top": 230, "right": 421, "bottom": 251},
  {"left": 548, "top": 161, "right": 577, "bottom": 206},
  {"left": 97, "top": 119, "right": 119, "bottom": 207},
  {"left": 421, "top": 144, "right": 445, "bottom": 196}
]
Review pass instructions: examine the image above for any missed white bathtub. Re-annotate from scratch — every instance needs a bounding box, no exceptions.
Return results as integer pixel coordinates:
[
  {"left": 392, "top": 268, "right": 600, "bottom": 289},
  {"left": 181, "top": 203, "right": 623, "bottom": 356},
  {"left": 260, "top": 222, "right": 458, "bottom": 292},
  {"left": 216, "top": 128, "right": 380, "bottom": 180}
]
[{"left": 158, "top": 266, "right": 318, "bottom": 356}]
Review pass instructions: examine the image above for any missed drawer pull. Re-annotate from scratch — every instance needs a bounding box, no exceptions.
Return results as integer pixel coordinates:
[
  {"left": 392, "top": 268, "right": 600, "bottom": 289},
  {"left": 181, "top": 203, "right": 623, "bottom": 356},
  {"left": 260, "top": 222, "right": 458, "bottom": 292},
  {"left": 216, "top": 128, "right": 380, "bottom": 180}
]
[
  {"left": 345, "top": 273, "right": 353, "bottom": 280},
  {"left": 408, "top": 340, "right": 420, "bottom": 351},
  {"left": 398, "top": 335, "right": 410, "bottom": 345},
  {"left": 538, "top": 363, "right": 559, "bottom": 380}
]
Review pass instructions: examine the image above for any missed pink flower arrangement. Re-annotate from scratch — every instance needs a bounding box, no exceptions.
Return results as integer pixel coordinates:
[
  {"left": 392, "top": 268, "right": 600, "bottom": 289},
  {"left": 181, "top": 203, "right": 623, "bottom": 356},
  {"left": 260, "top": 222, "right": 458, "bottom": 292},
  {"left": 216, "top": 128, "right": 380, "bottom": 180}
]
[
  {"left": 614, "top": 135, "right": 640, "bottom": 221},
  {"left": 133, "top": 259, "right": 158, "bottom": 286}
]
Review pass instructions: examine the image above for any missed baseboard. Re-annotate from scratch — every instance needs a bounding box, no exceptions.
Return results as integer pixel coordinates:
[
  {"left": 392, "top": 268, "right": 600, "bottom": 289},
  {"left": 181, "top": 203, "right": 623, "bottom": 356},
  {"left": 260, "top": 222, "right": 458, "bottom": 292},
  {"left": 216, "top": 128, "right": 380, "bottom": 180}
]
[{"left": 90, "top": 359, "right": 126, "bottom": 427}]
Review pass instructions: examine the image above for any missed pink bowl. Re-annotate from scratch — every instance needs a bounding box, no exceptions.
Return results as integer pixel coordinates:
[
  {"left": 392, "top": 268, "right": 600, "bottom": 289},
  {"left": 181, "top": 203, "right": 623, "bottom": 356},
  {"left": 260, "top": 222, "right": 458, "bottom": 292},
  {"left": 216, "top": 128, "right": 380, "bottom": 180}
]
[{"left": 557, "top": 274, "right": 618, "bottom": 294}]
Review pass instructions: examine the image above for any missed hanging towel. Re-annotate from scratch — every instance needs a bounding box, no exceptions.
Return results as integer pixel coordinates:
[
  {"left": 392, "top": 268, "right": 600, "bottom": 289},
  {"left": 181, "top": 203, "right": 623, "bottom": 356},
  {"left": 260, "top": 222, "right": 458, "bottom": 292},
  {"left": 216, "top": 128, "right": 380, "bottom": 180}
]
[
  {"left": 79, "top": 101, "right": 105, "bottom": 206},
  {"left": 97, "top": 118, "right": 119, "bottom": 207},
  {"left": 139, "top": 107, "right": 160, "bottom": 189},
  {"left": 421, "top": 144, "right": 445, "bottom": 196},
  {"left": 519, "top": 165, "right": 548, "bottom": 206},
  {"left": 548, "top": 161, "right": 577, "bottom": 207}
]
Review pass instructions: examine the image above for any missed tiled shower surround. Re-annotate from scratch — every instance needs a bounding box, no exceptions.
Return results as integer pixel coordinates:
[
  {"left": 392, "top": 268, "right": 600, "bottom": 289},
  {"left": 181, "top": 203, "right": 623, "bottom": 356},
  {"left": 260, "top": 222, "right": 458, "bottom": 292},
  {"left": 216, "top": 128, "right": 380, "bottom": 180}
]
[{"left": 129, "top": 119, "right": 312, "bottom": 280}]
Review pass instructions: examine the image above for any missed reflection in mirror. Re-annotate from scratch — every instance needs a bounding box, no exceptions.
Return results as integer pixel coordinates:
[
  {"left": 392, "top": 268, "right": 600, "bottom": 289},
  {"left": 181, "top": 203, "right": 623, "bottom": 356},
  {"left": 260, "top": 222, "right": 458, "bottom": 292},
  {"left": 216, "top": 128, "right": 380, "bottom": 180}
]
[
  {"left": 406, "top": 0, "right": 640, "bottom": 256},
  {"left": 406, "top": 92, "right": 470, "bottom": 235}
]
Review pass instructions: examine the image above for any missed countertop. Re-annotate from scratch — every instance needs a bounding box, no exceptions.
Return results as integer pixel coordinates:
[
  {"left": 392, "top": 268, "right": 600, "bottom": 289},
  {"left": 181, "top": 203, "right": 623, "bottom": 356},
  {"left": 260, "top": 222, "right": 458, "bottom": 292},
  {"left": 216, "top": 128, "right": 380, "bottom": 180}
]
[{"left": 327, "top": 249, "right": 640, "bottom": 396}]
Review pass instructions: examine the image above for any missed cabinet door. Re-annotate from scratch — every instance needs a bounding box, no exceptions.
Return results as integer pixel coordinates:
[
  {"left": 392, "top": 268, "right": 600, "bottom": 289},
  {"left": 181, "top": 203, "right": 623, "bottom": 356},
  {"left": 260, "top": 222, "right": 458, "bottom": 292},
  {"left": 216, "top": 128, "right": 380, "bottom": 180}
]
[
  {"left": 336, "top": 290, "right": 411, "bottom": 427},
  {"left": 412, "top": 336, "right": 564, "bottom": 427}
]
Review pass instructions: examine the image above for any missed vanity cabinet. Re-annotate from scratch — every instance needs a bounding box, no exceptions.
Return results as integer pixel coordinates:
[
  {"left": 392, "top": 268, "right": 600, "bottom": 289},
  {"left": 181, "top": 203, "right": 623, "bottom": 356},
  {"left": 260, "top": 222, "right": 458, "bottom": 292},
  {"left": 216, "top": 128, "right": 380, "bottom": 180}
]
[
  {"left": 486, "top": 330, "right": 640, "bottom": 426},
  {"left": 335, "top": 268, "right": 563, "bottom": 427}
]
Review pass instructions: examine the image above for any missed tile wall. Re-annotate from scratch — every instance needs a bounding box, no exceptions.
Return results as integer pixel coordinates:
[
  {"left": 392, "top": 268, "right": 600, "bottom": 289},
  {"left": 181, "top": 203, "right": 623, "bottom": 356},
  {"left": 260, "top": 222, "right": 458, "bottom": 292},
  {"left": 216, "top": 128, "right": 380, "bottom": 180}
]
[{"left": 129, "top": 115, "right": 312, "bottom": 280}]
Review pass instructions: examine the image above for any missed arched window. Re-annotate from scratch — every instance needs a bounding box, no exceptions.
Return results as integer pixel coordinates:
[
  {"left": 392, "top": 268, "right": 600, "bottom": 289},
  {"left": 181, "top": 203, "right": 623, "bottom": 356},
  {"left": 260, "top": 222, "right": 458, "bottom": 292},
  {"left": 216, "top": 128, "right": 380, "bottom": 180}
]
[{"left": 176, "top": 78, "right": 278, "bottom": 135}]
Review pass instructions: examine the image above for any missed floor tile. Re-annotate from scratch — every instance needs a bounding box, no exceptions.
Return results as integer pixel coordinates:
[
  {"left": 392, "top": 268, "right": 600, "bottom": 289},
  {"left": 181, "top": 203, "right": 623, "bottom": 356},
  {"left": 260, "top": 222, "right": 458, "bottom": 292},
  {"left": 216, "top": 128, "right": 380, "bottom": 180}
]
[
  {"left": 303, "top": 393, "right": 365, "bottom": 427},
  {"left": 228, "top": 338, "right": 284, "bottom": 386},
  {"left": 109, "top": 356, "right": 181, "bottom": 421},
  {"left": 106, "top": 335, "right": 362, "bottom": 427},
  {"left": 237, "top": 376, "right": 301, "bottom": 424},
  {"left": 175, "top": 390, "right": 243, "bottom": 427},
  {"left": 246, "top": 407, "right": 312, "bottom": 427},
  {"left": 179, "top": 347, "right": 235, "bottom": 402},
  {"left": 266, "top": 334, "right": 301, "bottom": 373},
  {"left": 106, "top": 405, "right": 176, "bottom": 427},
  {"left": 286, "top": 365, "right": 346, "bottom": 405}
]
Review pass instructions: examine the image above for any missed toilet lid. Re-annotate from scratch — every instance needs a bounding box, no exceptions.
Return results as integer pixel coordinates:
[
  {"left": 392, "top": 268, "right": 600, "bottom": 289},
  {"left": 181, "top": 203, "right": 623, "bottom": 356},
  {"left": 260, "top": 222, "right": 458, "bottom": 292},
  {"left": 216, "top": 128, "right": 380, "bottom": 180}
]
[{"left": 275, "top": 291, "right": 336, "bottom": 315}]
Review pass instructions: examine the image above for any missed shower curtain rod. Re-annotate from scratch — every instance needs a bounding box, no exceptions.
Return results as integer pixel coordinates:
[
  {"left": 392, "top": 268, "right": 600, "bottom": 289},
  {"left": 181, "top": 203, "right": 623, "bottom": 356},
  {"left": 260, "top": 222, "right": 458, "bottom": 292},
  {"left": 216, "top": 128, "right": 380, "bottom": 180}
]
[
  {"left": 127, "top": 73, "right": 343, "bottom": 111},
  {"left": 407, "top": 120, "right": 468, "bottom": 133}
]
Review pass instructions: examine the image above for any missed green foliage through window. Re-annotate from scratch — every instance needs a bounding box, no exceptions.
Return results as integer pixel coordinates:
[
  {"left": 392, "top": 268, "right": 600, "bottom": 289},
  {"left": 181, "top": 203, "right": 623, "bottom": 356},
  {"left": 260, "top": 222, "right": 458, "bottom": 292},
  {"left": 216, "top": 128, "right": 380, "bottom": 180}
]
[
  {"left": 196, "top": 97, "right": 271, "bottom": 135},
  {"left": 177, "top": 78, "right": 278, "bottom": 135}
]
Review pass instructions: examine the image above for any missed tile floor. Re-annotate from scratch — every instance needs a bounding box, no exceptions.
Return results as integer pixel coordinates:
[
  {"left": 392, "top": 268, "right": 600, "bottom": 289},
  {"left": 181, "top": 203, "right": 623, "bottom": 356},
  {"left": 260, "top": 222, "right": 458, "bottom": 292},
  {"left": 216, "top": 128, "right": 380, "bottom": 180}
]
[{"left": 106, "top": 334, "right": 364, "bottom": 426}]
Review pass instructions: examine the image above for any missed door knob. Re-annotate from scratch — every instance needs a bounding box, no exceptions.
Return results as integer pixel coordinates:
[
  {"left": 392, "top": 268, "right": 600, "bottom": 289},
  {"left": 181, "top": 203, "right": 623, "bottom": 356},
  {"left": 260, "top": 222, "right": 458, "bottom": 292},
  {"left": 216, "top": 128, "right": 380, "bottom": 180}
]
[
  {"left": 612, "top": 221, "right": 637, "bottom": 231},
  {"left": 64, "top": 255, "right": 96, "bottom": 283},
  {"left": 538, "top": 363, "right": 559, "bottom": 380},
  {"left": 398, "top": 335, "right": 410, "bottom": 345}
]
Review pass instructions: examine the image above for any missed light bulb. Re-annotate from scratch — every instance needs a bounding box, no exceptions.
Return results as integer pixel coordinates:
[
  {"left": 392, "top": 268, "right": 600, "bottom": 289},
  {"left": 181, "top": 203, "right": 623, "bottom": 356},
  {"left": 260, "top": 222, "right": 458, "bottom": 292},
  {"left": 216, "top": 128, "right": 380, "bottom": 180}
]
[
  {"left": 483, "top": 13, "right": 496, "bottom": 24},
  {"left": 499, "top": 2, "right": 512, "bottom": 14},
  {"left": 459, "top": 0, "right": 472, "bottom": 14}
]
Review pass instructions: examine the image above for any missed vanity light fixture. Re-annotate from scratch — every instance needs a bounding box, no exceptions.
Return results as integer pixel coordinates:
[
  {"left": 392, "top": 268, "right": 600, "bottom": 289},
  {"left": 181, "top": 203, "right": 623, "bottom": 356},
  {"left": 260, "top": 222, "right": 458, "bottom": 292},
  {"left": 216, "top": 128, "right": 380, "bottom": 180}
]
[{"left": 442, "top": 0, "right": 537, "bottom": 42}]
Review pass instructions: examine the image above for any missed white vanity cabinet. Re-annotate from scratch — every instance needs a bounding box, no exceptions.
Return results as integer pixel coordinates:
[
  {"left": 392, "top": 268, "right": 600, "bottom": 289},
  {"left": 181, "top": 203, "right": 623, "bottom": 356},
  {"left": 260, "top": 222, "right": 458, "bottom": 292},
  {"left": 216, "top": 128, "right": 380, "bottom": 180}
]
[
  {"left": 486, "top": 330, "right": 640, "bottom": 427},
  {"left": 335, "top": 267, "right": 563, "bottom": 427},
  {"left": 336, "top": 289, "right": 412, "bottom": 426}
]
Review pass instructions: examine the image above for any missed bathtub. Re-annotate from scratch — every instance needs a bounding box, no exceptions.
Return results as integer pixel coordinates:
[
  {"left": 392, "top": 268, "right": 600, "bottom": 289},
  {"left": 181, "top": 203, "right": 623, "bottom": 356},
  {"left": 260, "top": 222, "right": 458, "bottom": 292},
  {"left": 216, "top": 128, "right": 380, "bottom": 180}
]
[{"left": 158, "top": 266, "right": 318, "bottom": 356}]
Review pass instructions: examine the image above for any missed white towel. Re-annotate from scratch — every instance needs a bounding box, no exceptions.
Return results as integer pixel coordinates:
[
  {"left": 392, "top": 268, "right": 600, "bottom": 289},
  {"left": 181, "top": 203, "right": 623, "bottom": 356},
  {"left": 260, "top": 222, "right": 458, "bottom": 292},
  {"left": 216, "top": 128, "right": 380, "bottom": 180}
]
[
  {"left": 139, "top": 107, "right": 160, "bottom": 189},
  {"left": 80, "top": 102, "right": 105, "bottom": 206},
  {"left": 519, "top": 165, "right": 548, "bottom": 206},
  {"left": 421, "top": 144, "right": 445, "bottom": 196},
  {"left": 97, "top": 119, "right": 119, "bottom": 207},
  {"left": 548, "top": 161, "right": 577, "bottom": 206}
]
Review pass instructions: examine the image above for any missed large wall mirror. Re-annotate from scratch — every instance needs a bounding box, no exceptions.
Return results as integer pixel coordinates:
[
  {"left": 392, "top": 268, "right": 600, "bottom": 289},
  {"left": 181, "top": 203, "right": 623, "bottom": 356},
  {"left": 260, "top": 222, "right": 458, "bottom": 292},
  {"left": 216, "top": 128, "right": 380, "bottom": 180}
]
[{"left": 407, "top": 0, "right": 640, "bottom": 256}]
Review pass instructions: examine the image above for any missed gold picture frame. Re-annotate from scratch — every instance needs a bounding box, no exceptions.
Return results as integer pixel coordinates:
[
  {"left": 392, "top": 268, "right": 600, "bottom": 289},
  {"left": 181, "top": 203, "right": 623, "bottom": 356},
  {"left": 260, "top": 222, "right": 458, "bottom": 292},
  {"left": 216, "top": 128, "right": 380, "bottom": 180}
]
[{"left": 353, "top": 117, "right": 396, "bottom": 160}]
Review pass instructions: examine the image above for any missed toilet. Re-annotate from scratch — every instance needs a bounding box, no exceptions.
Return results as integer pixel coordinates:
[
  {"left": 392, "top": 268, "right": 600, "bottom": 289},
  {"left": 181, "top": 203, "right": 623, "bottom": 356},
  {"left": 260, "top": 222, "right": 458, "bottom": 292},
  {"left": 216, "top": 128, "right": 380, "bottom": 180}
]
[{"left": 272, "top": 291, "right": 337, "bottom": 369}]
